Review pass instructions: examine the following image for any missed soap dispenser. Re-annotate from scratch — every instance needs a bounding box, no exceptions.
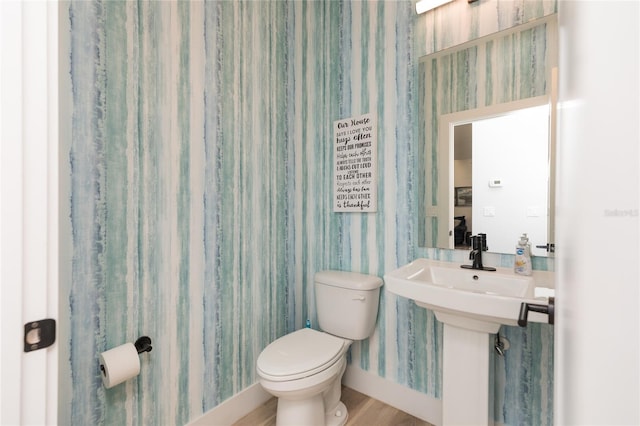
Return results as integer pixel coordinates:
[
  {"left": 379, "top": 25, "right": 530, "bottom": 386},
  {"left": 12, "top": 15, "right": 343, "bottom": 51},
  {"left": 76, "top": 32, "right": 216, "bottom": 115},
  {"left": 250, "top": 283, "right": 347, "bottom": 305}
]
[{"left": 514, "top": 233, "right": 532, "bottom": 276}]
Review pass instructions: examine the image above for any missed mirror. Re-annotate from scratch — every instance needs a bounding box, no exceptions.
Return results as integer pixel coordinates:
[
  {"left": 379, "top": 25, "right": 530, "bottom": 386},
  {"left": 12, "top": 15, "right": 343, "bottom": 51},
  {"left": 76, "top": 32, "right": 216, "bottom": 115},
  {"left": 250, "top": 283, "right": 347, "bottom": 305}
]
[
  {"left": 439, "top": 100, "right": 552, "bottom": 256},
  {"left": 417, "top": 16, "right": 558, "bottom": 256}
]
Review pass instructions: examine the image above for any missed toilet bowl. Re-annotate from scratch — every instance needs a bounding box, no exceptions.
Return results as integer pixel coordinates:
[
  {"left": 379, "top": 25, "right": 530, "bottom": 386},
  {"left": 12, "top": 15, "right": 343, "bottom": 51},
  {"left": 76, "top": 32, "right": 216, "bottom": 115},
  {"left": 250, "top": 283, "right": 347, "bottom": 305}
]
[
  {"left": 257, "top": 328, "right": 351, "bottom": 426},
  {"left": 256, "top": 270, "right": 383, "bottom": 426}
]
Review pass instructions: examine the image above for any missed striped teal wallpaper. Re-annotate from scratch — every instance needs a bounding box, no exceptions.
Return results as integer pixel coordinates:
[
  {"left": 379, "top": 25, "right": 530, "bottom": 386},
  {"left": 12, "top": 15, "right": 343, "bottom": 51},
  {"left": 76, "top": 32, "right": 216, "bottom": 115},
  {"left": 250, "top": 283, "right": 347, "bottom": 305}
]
[
  {"left": 60, "top": 1, "right": 555, "bottom": 425},
  {"left": 62, "top": 1, "right": 295, "bottom": 424}
]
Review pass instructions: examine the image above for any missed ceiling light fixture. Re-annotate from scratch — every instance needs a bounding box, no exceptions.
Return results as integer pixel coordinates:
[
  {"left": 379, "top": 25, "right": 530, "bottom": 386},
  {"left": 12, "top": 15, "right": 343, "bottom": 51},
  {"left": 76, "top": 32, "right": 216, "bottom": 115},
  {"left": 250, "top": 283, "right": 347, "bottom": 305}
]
[{"left": 416, "top": 0, "right": 454, "bottom": 14}]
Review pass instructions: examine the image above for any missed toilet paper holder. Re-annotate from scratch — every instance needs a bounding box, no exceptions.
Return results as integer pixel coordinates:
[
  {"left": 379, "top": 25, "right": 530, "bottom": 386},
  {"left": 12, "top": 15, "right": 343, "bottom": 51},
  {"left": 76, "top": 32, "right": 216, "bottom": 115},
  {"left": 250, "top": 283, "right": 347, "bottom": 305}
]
[
  {"left": 98, "top": 336, "right": 152, "bottom": 377},
  {"left": 134, "top": 336, "right": 152, "bottom": 354}
]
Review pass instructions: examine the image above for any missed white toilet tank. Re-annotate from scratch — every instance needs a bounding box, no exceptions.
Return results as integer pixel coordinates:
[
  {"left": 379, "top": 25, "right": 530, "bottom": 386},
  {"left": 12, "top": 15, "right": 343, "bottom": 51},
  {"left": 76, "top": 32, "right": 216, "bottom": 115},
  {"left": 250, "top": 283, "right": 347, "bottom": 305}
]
[{"left": 314, "top": 270, "right": 383, "bottom": 340}]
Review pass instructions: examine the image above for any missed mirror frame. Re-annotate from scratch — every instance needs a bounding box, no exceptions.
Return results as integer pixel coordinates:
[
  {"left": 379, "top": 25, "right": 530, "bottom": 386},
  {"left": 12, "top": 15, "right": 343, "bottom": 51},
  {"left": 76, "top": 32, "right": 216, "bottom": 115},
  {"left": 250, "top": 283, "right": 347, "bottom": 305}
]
[{"left": 417, "top": 15, "right": 558, "bottom": 254}]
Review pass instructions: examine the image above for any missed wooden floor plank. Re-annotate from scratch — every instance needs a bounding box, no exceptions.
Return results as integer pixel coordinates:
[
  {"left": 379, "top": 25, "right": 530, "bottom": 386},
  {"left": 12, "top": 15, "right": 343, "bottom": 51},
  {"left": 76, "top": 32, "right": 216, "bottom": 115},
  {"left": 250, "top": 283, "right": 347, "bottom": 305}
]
[
  {"left": 232, "top": 386, "right": 434, "bottom": 426},
  {"left": 232, "top": 396, "right": 277, "bottom": 426}
]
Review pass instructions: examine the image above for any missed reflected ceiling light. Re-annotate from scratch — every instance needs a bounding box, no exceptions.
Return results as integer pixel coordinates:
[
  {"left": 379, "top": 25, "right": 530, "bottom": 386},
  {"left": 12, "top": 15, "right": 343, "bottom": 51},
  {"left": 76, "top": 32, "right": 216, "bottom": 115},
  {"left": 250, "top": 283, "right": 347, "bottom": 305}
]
[{"left": 416, "top": 0, "right": 454, "bottom": 14}]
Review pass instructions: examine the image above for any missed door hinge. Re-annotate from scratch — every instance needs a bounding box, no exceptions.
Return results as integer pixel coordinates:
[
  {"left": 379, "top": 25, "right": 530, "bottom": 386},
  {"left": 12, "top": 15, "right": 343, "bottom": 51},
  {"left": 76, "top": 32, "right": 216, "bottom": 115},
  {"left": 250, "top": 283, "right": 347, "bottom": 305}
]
[{"left": 24, "top": 319, "right": 56, "bottom": 352}]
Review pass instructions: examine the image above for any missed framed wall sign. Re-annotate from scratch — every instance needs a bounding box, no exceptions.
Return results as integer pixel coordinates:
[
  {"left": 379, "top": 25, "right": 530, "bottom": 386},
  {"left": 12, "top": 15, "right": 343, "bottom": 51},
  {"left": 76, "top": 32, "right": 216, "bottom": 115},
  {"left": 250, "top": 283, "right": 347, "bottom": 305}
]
[{"left": 333, "top": 113, "right": 377, "bottom": 212}]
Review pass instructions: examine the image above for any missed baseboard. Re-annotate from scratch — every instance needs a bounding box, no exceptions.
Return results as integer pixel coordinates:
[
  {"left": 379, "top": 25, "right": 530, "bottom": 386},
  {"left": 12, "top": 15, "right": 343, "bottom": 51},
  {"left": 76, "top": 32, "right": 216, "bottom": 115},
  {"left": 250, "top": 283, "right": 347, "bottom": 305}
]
[
  {"left": 342, "top": 366, "right": 442, "bottom": 426},
  {"left": 186, "top": 382, "right": 271, "bottom": 426},
  {"left": 187, "top": 367, "right": 442, "bottom": 426}
]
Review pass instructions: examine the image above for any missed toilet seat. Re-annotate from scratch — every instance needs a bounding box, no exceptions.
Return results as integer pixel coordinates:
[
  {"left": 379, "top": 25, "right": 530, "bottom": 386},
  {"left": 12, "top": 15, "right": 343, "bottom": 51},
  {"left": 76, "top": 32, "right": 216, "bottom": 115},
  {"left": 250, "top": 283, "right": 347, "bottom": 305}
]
[{"left": 257, "top": 328, "right": 347, "bottom": 382}]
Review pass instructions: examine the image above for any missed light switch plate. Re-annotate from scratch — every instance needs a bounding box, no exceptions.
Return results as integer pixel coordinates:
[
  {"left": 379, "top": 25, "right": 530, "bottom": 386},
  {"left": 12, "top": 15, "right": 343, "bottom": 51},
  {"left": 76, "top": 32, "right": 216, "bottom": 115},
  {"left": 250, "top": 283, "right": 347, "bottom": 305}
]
[{"left": 488, "top": 178, "right": 503, "bottom": 187}]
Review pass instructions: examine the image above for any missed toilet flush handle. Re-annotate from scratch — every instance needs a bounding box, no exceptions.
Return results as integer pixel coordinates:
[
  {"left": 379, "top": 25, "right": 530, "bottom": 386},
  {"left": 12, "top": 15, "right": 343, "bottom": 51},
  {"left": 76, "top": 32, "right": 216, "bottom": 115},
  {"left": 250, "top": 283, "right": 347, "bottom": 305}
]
[{"left": 352, "top": 296, "right": 366, "bottom": 301}]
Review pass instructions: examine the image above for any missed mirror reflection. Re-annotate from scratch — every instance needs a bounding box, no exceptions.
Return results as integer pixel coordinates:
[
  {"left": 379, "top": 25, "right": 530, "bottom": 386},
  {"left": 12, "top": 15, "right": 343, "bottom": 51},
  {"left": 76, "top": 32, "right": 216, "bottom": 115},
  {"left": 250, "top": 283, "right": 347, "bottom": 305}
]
[
  {"left": 417, "top": 16, "right": 558, "bottom": 256},
  {"left": 446, "top": 102, "right": 551, "bottom": 256}
]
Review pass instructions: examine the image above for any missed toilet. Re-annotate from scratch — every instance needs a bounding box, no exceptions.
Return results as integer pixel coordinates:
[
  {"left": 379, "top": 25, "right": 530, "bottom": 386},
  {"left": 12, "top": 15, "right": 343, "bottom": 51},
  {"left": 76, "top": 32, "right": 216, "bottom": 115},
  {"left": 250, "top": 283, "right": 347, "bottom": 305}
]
[{"left": 256, "top": 270, "right": 383, "bottom": 426}]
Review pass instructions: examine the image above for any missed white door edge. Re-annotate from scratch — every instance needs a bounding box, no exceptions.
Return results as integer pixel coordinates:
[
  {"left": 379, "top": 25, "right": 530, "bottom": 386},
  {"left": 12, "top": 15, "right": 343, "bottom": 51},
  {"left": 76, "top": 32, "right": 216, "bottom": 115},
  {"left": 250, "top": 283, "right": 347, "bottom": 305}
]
[{"left": 0, "top": 1, "right": 59, "bottom": 424}]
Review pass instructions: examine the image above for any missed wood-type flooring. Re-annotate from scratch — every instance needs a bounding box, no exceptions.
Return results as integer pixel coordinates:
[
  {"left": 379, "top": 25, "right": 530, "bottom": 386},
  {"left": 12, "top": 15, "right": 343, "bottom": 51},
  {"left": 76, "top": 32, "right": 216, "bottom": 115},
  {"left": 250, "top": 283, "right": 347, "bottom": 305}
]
[{"left": 232, "top": 386, "right": 434, "bottom": 426}]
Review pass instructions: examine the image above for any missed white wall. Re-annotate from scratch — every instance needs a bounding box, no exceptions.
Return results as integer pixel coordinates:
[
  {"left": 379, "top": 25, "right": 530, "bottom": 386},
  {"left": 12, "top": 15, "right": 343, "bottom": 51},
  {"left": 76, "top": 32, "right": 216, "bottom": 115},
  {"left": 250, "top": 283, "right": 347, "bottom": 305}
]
[
  {"left": 556, "top": 1, "right": 639, "bottom": 424},
  {"left": 472, "top": 105, "right": 550, "bottom": 255}
]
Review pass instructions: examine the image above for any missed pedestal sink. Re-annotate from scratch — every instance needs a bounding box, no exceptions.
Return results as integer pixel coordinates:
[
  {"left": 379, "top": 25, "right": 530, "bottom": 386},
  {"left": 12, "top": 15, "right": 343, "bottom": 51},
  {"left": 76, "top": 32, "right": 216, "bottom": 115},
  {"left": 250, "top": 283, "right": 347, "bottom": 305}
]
[{"left": 384, "top": 258, "right": 554, "bottom": 426}]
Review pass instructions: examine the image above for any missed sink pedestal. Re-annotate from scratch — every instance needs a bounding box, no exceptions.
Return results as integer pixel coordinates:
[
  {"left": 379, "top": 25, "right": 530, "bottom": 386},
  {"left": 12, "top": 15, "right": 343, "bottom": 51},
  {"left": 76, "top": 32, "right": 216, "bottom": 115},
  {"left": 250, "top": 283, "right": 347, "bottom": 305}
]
[{"left": 442, "top": 324, "right": 491, "bottom": 426}]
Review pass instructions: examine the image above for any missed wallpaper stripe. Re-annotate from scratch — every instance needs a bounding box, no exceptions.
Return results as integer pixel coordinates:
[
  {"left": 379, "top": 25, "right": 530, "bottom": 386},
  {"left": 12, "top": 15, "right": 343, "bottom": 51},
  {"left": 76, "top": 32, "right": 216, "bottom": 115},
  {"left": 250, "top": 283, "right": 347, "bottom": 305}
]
[
  {"left": 187, "top": 0, "right": 205, "bottom": 418},
  {"left": 202, "top": 0, "right": 219, "bottom": 411},
  {"left": 68, "top": 1, "right": 106, "bottom": 423},
  {"left": 103, "top": 1, "right": 133, "bottom": 423}
]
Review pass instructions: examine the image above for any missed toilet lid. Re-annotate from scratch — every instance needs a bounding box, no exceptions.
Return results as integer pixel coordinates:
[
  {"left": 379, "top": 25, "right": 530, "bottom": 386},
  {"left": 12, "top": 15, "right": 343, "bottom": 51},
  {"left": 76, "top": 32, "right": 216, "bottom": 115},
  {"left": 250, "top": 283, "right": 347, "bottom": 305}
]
[{"left": 257, "top": 328, "right": 346, "bottom": 381}]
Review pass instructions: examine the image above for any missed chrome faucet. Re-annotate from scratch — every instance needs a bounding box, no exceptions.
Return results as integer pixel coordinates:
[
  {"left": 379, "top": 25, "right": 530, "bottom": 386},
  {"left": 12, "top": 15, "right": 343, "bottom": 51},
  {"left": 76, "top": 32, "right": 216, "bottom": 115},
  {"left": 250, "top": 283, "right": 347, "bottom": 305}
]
[{"left": 461, "top": 234, "right": 496, "bottom": 271}]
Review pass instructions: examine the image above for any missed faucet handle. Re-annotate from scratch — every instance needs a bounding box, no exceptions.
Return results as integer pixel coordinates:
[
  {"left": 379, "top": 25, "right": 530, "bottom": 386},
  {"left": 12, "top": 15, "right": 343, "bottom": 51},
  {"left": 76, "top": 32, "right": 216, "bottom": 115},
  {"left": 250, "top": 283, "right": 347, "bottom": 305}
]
[
  {"left": 469, "top": 235, "right": 477, "bottom": 249},
  {"left": 478, "top": 233, "right": 488, "bottom": 251},
  {"left": 470, "top": 234, "right": 487, "bottom": 251}
]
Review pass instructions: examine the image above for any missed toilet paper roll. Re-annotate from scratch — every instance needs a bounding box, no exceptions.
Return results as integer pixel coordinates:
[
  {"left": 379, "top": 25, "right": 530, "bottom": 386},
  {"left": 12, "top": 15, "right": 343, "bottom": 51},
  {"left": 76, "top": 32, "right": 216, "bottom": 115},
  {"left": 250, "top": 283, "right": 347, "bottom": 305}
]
[{"left": 99, "top": 343, "right": 141, "bottom": 389}]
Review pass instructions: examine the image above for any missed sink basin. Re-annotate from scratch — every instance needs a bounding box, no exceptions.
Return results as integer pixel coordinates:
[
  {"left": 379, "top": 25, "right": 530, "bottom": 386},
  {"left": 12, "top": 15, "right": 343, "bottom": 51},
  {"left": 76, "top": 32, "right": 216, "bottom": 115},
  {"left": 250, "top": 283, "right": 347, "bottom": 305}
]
[{"left": 385, "top": 258, "right": 552, "bottom": 333}]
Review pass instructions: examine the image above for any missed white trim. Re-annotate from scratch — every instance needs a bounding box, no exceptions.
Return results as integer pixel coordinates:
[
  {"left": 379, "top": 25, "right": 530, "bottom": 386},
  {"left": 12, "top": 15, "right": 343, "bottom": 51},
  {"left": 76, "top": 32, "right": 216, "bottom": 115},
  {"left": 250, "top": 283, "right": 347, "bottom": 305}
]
[
  {"left": 342, "top": 366, "right": 442, "bottom": 426},
  {"left": 46, "top": 1, "right": 60, "bottom": 422},
  {"left": 186, "top": 368, "right": 443, "bottom": 426},
  {"left": 186, "top": 383, "right": 272, "bottom": 426},
  {"left": 0, "top": 1, "right": 59, "bottom": 424},
  {"left": 1, "top": 2, "right": 25, "bottom": 424}
]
